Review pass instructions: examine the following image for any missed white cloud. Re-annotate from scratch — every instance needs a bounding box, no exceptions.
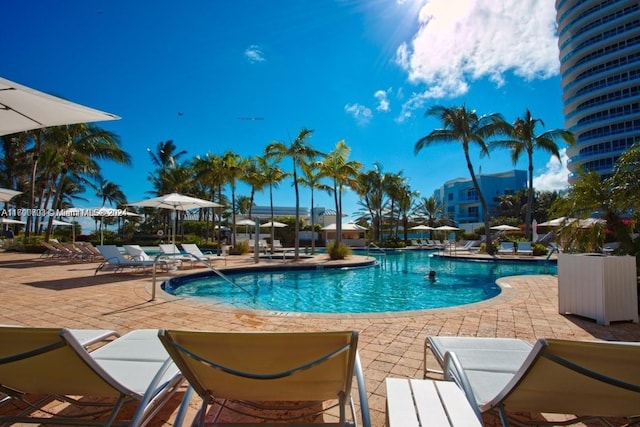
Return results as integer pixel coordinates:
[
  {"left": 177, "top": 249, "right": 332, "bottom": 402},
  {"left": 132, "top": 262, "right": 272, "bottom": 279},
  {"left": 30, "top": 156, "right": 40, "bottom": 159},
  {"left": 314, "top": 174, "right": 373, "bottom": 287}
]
[
  {"left": 245, "top": 45, "right": 266, "bottom": 63},
  {"left": 374, "top": 89, "right": 391, "bottom": 112},
  {"left": 344, "top": 103, "right": 373, "bottom": 125},
  {"left": 396, "top": 0, "right": 560, "bottom": 120},
  {"left": 533, "top": 148, "right": 571, "bottom": 192}
]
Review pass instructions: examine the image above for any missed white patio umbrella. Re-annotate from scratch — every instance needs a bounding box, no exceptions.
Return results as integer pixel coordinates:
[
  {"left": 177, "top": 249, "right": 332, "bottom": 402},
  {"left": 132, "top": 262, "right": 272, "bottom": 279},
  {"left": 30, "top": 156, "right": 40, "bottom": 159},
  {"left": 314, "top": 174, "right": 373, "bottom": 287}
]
[
  {"left": 409, "top": 224, "right": 434, "bottom": 241},
  {"left": 0, "top": 188, "right": 22, "bottom": 202},
  {"left": 0, "top": 76, "right": 120, "bottom": 136},
  {"left": 532, "top": 219, "right": 538, "bottom": 242},
  {"left": 128, "top": 193, "right": 222, "bottom": 245},
  {"left": 260, "top": 221, "right": 287, "bottom": 228},
  {"left": 0, "top": 218, "right": 26, "bottom": 224},
  {"left": 490, "top": 224, "right": 520, "bottom": 231}
]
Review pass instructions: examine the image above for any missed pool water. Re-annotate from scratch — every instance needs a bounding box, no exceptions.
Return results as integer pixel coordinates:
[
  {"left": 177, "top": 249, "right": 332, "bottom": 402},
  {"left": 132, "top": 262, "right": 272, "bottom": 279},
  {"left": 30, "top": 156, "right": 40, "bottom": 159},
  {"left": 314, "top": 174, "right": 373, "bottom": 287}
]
[{"left": 163, "top": 251, "right": 557, "bottom": 314}]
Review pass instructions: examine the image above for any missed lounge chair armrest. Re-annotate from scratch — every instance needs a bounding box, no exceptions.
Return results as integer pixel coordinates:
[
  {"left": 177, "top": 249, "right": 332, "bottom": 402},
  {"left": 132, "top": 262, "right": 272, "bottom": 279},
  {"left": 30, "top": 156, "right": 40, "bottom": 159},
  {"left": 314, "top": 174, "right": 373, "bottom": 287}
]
[
  {"left": 354, "top": 351, "right": 371, "bottom": 427},
  {"left": 443, "top": 351, "right": 482, "bottom": 421},
  {"left": 131, "top": 356, "right": 183, "bottom": 426}
]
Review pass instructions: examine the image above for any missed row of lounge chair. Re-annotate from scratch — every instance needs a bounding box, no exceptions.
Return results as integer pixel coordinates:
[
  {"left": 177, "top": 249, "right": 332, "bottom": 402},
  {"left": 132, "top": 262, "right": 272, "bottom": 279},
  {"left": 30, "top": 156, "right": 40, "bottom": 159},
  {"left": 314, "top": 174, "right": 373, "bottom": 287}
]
[
  {"left": 497, "top": 241, "right": 533, "bottom": 255},
  {"left": 1, "top": 326, "right": 638, "bottom": 426},
  {"left": 40, "top": 240, "right": 104, "bottom": 261},
  {"left": 93, "top": 244, "right": 227, "bottom": 274}
]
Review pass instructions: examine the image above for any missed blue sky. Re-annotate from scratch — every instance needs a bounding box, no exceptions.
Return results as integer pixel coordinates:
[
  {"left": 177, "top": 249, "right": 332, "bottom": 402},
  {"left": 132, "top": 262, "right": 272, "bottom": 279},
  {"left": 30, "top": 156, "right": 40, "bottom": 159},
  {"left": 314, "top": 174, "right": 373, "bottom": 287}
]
[{"left": 2, "top": 0, "right": 569, "bottom": 221}]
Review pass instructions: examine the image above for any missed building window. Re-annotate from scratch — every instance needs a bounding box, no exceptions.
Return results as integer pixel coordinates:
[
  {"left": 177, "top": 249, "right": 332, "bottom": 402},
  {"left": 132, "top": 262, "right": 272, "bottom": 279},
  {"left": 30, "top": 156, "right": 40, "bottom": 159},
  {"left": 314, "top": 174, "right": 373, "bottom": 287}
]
[
  {"left": 467, "top": 188, "right": 477, "bottom": 200},
  {"left": 448, "top": 193, "right": 454, "bottom": 201},
  {"left": 468, "top": 206, "right": 479, "bottom": 218}
]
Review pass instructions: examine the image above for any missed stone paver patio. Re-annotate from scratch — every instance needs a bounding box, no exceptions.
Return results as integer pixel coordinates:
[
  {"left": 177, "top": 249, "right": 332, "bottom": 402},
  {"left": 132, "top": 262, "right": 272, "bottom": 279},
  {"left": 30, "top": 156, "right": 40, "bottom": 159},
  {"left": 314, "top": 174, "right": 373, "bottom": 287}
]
[{"left": 1, "top": 250, "right": 638, "bottom": 426}]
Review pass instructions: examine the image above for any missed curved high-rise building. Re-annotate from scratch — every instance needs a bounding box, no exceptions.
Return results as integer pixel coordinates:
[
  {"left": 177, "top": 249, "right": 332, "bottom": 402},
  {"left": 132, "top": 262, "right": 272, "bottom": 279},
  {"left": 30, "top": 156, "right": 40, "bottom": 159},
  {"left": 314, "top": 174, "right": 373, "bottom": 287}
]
[{"left": 556, "top": 0, "right": 640, "bottom": 183}]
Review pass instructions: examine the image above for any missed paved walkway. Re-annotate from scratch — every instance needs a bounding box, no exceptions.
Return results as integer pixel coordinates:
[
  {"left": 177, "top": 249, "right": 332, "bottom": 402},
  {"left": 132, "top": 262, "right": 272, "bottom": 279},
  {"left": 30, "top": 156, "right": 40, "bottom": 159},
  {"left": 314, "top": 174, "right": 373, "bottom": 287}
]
[{"left": 1, "top": 251, "right": 638, "bottom": 426}]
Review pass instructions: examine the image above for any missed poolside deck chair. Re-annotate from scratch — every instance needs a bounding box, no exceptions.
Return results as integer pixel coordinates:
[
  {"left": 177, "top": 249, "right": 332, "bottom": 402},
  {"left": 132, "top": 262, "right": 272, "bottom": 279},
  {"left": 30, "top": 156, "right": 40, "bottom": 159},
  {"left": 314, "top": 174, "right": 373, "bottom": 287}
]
[
  {"left": 0, "top": 327, "right": 184, "bottom": 426},
  {"left": 158, "top": 329, "right": 371, "bottom": 427},
  {"left": 426, "top": 336, "right": 640, "bottom": 426},
  {"left": 159, "top": 243, "right": 194, "bottom": 268},
  {"left": 516, "top": 241, "right": 533, "bottom": 255},
  {"left": 497, "top": 241, "right": 515, "bottom": 255},
  {"left": 181, "top": 243, "right": 227, "bottom": 266},
  {"left": 95, "top": 245, "right": 157, "bottom": 274}
]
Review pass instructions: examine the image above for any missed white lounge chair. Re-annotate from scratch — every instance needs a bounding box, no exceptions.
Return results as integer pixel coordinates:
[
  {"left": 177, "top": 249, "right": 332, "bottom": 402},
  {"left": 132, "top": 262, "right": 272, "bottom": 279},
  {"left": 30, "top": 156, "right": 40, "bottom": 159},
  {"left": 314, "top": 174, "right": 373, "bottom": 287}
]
[
  {"left": 181, "top": 243, "right": 227, "bottom": 266},
  {"left": 0, "top": 327, "right": 184, "bottom": 426},
  {"left": 95, "top": 245, "right": 157, "bottom": 274},
  {"left": 159, "top": 243, "right": 194, "bottom": 268},
  {"left": 425, "top": 336, "right": 640, "bottom": 426},
  {"left": 158, "top": 329, "right": 371, "bottom": 427},
  {"left": 516, "top": 241, "right": 533, "bottom": 255},
  {"left": 498, "top": 241, "right": 515, "bottom": 254}
]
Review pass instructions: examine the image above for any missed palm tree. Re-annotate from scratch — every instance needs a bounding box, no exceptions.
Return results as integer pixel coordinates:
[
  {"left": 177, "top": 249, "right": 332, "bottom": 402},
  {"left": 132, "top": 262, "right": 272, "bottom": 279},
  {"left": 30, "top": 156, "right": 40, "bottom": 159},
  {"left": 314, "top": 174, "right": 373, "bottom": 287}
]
[
  {"left": 321, "top": 140, "right": 362, "bottom": 245},
  {"left": 45, "top": 124, "right": 131, "bottom": 241},
  {"left": 221, "top": 151, "right": 247, "bottom": 246},
  {"left": 265, "top": 128, "right": 319, "bottom": 260},
  {"left": 258, "top": 153, "right": 289, "bottom": 252},
  {"left": 413, "top": 196, "right": 446, "bottom": 227},
  {"left": 492, "top": 109, "right": 575, "bottom": 239},
  {"left": 147, "top": 140, "right": 188, "bottom": 196},
  {"left": 193, "top": 153, "right": 228, "bottom": 251},
  {"left": 299, "top": 159, "right": 331, "bottom": 254},
  {"left": 355, "top": 164, "right": 385, "bottom": 242},
  {"left": 415, "top": 105, "right": 509, "bottom": 255}
]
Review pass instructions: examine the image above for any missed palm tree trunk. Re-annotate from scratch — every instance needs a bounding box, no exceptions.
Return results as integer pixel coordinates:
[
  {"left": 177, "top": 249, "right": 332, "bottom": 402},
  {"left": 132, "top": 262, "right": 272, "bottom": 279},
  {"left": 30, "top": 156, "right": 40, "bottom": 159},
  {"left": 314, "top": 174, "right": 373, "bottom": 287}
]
[
  {"left": 293, "top": 166, "right": 300, "bottom": 260},
  {"left": 525, "top": 152, "right": 534, "bottom": 240},
  {"left": 465, "top": 149, "right": 493, "bottom": 255}
]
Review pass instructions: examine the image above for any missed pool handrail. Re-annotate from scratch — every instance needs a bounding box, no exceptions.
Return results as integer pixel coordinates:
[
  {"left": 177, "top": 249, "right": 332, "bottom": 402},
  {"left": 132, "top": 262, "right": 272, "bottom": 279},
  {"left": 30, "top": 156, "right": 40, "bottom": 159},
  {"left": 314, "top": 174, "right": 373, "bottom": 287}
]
[{"left": 150, "top": 252, "right": 252, "bottom": 301}]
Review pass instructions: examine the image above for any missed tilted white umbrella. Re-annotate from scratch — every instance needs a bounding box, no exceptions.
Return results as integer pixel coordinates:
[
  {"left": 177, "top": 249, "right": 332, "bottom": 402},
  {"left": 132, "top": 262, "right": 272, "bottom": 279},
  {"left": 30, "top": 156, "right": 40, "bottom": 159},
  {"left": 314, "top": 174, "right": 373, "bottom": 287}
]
[
  {"left": 128, "top": 193, "right": 222, "bottom": 211},
  {"left": 261, "top": 221, "right": 287, "bottom": 228},
  {"left": 0, "top": 76, "right": 120, "bottom": 136},
  {"left": 128, "top": 193, "right": 223, "bottom": 245},
  {"left": 0, "top": 188, "right": 22, "bottom": 202},
  {"left": 490, "top": 224, "right": 520, "bottom": 231}
]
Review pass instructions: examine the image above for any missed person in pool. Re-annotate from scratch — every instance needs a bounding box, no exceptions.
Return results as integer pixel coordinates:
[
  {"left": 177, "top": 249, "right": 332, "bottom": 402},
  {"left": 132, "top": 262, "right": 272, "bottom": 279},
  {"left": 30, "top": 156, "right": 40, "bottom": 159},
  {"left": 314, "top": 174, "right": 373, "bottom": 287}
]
[{"left": 426, "top": 270, "right": 436, "bottom": 282}]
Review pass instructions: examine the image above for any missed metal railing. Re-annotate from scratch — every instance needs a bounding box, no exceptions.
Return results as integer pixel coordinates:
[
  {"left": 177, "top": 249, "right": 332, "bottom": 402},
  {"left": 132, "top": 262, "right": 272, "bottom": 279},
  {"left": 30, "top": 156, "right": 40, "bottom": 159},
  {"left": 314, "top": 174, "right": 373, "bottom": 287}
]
[
  {"left": 366, "top": 242, "right": 386, "bottom": 258},
  {"left": 150, "top": 253, "right": 251, "bottom": 301}
]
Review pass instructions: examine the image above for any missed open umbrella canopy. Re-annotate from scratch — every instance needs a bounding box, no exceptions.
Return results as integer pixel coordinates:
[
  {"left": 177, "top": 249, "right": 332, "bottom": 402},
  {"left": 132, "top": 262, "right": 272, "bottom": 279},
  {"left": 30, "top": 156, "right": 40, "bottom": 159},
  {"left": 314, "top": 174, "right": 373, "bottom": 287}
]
[
  {"left": 490, "top": 224, "right": 520, "bottom": 231},
  {"left": 409, "top": 225, "right": 434, "bottom": 231},
  {"left": 128, "top": 193, "right": 222, "bottom": 211},
  {"left": 261, "top": 221, "right": 287, "bottom": 228},
  {"left": 0, "top": 76, "right": 119, "bottom": 136},
  {"left": 434, "top": 225, "right": 461, "bottom": 231},
  {"left": 236, "top": 219, "right": 256, "bottom": 226},
  {"left": 0, "top": 188, "right": 22, "bottom": 202},
  {"left": 0, "top": 218, "right": 26, "bottom": 224}
]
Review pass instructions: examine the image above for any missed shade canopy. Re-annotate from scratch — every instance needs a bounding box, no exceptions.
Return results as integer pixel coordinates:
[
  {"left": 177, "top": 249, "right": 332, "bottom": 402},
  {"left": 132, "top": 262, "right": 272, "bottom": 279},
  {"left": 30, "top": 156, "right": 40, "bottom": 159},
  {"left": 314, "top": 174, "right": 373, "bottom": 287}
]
[
  {"left": 261, "top": 221, "right": 287, "bottom": 228},
  {"left": 128, "top": 193, "right": 222, "bottom": 246},
  {"left": 409, "top": 225, "right": 434, "bottom": 231},
  {"left": 128, "top": 193, "right": 222, "bottom": 211},
  {"left": 236, "top": 219, "right": 256, "bottom": 226},
  {"left": 0, "top": 218, "right": 26, "bottom": 224},
  {"left": 434, "top": 225, "right": 461, "bottom": 231},
  {"left": 490, "top": 224, "right": 520, "bottom": 231},
  {"left": 0, "top": 76, "right": 120, "bottom": 136},
  {"left": 0, "top": 188, "right": 22, "bottom": 202}
]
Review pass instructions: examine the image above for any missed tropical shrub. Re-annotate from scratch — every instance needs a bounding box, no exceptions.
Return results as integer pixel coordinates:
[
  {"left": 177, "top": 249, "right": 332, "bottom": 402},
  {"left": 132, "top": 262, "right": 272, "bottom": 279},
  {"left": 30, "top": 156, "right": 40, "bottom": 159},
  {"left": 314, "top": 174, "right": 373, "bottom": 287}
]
[{"left": 327, "top": 241, "right": 351, "bottom": 260}]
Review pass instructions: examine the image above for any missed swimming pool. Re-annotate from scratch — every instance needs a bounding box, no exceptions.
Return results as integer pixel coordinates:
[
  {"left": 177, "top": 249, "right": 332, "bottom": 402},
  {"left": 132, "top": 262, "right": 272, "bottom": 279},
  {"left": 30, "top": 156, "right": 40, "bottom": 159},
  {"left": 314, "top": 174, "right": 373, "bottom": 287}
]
[{"left": 163, "top": 251, "right": 557, "bottom": 314}]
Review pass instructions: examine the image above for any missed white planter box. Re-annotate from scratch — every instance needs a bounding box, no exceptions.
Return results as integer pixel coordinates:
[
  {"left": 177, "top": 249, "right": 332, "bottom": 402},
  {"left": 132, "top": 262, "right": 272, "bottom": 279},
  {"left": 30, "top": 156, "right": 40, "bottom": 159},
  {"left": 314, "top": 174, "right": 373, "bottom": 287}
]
[{"left": 558, "top": 254, "right": 639, "bottom": 325}]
